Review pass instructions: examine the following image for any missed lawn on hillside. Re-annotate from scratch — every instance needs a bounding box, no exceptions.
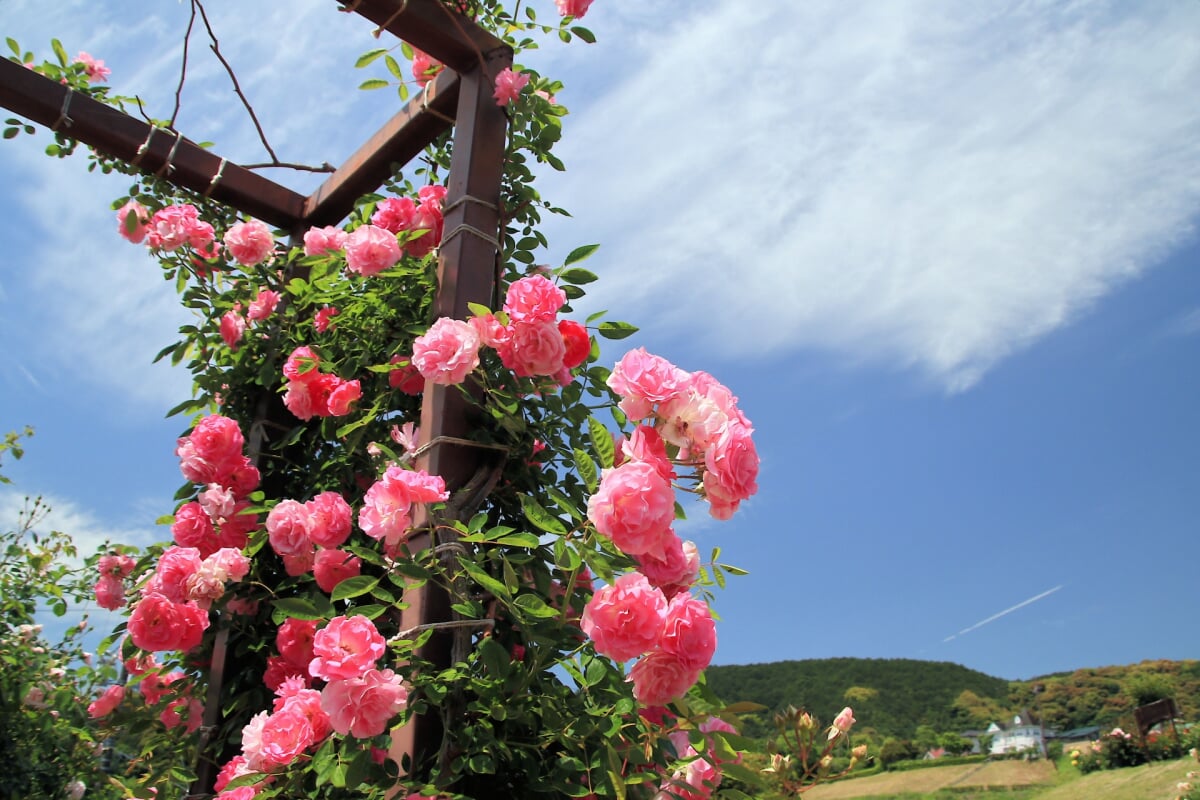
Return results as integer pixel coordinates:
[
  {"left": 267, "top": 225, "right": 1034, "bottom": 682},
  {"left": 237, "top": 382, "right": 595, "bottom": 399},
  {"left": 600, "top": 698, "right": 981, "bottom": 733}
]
[{"left": 800, "top": 760, "right": 1056, "bottom": 799}]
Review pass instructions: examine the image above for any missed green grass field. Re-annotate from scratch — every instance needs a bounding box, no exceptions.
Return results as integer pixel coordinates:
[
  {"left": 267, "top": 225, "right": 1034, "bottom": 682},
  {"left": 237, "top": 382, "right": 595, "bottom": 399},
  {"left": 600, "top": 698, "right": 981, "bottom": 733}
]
[{"left": 790, "top": 756, "right": 1194, "bottom": 800}]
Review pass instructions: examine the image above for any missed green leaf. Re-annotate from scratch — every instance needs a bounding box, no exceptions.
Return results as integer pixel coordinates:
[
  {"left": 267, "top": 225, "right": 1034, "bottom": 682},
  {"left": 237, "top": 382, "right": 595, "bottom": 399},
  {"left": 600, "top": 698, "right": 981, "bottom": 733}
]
[
  {"left": 6, "top": 38, "right": 19, "bottom": 57},
  {"left": 587, "top": 415, "right": 614, "bottom": 469},
  {"left": 574, "top": 448, "right": 599, "bottom": 492},
  {"left": 51, "top": 38, "right": 68, "bottom": 67},
  {"left": 458, "top": 557, "right": 510, "bottom": 600},
  {"left": 598, "top": 321, "right": 639, "bottom": 340},
  {"left": 564, "top": 243, "right": 600, "bottom": 266},
  {"left": 492, "top": 532, "right": 541, "bottom": 547},
  {"left": 521, "top": 495, "right": 566, "bottom": 535},
  {"left": 571, "top": 26, "right": 597, "bottom": 43},
  {"left": 358, "top": 78, "right": 390, "bottom": 90},
  {"left": 385, "top": 54, "right": 405, "bottom": 80},
  {"left": 3, "top": 128, "right": 17, "bottom": 140},
  {"left": 355, "top": 48, "right": 388, "bottom": 68},
  {"left": 559, "top": 267, "right": 598, "bottom": 285},
  {"left": 719, "top": 563, "right": 749, "bottom": 576},
  {"left": 330, "top": 575, "right": 380, "bottom": 602},
  {"left": 478, "top": 636, "right": 510, "bottom": 678},
  {"left": 272, "top": 596, "right": 332, "bottom": 621},
  {"left": 513, "top": 593, "right": 558, "bottom": 619},
  {"left": 467, "top": 301, "right": 493, "bottom": 317}
]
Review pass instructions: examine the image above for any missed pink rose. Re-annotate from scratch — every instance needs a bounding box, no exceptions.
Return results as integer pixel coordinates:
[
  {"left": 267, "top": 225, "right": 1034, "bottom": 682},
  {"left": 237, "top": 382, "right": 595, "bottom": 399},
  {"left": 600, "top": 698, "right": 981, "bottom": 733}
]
[
  {"left": 628, "top": 651, "right": 699, "bottom": 707},
  {"left": 411, "top": 48, "right": 443, "bottom": 87},
  {"left": 621, "top": 425, "right": 675, "bottom": 483},
  {"left": 240, "top": 711, "right": 271, "bottom": 771},
  {"left": 388, "top": 356, "right": 424, "bottom": 394},
  {"left": 220, "top": 309, "right": 247, "bottom": 349},
  {"left": 98, "top": 553, "right": 136, "bottom": 578},
  {"left": 587, "top": 461, "right": 677, "bottom": 558},
  {"left": 147, "top": 204, "right": 208, "bottom": 252},
  {"left": 555, "top": 0, "right": 593, "bottom": 19},
  {"left": 830, "top": 706, "right": 856, "bottom": 739},
  {"left": 702, "top": 422, "right": 759, "bottom": 520},
  {"left": 94, "top": 576, "right": 126, "bottom": 610},
  {"left": 321, "top": 668, "right": 408, "bottom": 738},
  {"left": 313, "top": 549, "right": 361, "bottom": 593},
  {"left": 326, "top": 378, "right": 361, "bottom": 416},
  {"left": 659, "top": 593, "right": 716, "bottom": 671},
  {"left": 309, "top": 615, "right": 386, "bottom": 682},
  {"left": 161, "top": 695, "right": 204, "bottom": 732},
  {"left": 371, "top": 197, "right": 416, "bottom": 234},
  {"left": 258, "top": 709, "right": 315, "bottom": 767},
  {"left": 345, "top": 224, "right": 401, "bottom": 276},
  {"left": 607, "top": 348, "right": 687, "bottom": 421},
  {"left": 635, "top": 536, "right": 699, "bottom": 598},
  {"left": 505, "top": 320, "right": 566, "bottom": 377},
  {"left": 224, "top": 219, "right": 275, "bottom": 266},
  {"left": 581, "top": 572, "right": 668, "bottom": 662},
  {"left": 303, "top": 225, "right": 348, "bottom": 256},
  {"left": 313, "top": 306, "right": 339, "bottom": 333},
  {"left": 199, "top": 483, "right": 237, "bottom": 522},
  {"left": 306, "top": 492, "right": 352, "bottom": 549},
  {"left": 184, "top": 415, "right": 246, "bottom": 474},
  {"left": 412, "top": 317, "right": 481, "bottom": 385},
  {"left": 267, "top": 499, "right": 312, "bottom": 558},
  {"left": 283, "top": 346, "right": 321, "bottom": 383},
  {"left": 74, "top": 51, "right": 110, "bottom": 82},
  {"left": 471, "top": 313, "right": 512, "bottom": 360},
  {"left": 170, "top": 504, "right": 216, "bottom": 556},
  {"left": 128, "top": 593, "right": 210, "bottom": 652},
  {"left": 504, "top": 274, "right": 566, "bottom": 323},
  {"left": 88, "top": 684, "right": 125, "bottom": 718},
  {"left": 139, "top": 670, "right": 183, "bottom": 705},
  {"left": 247, "top": 289, "right": 280, "bottom": 322},
  {"left": 144, "top": 546, "right": 203, "bottom": 603},
  {"left": 282, "top": 551, "right": 315, "bottom": 576},
  {"left": 493, "top": 67, "right": 529, "bottom": 106},
  {"left": 277, "top": 618, "right": 318, "bottom": 671},
  {"left": 214, "top": 756, "right": 252, "bottom": 793},
  {"left": 116, "top": 200, "right": 149, "bottom": 244},
  {"left": 217, "top": 501, "right": 258, "bottom": 551}
]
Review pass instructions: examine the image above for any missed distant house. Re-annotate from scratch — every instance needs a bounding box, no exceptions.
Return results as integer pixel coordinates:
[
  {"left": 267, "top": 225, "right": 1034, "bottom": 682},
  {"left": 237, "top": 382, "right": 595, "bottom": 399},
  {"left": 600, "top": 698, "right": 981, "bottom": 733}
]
[
  {"left": 960, "top": 730, "right": 987, "bottom": 754},
  {"left": 987, "top": 712, "right": 1045, "bottom": 756},
  {"left": 923, "top": 747, "right": 946, "bottom": 760},
  {"left": 1051, "top": 725, "right": 1100, "bottom": 745}
]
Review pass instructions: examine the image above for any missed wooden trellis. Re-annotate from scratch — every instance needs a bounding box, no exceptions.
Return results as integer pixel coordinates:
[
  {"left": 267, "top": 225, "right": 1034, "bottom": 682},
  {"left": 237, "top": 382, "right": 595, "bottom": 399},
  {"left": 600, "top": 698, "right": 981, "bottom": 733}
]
[{"left": 0, "top": 1, "right": 512, "bottom": 795}]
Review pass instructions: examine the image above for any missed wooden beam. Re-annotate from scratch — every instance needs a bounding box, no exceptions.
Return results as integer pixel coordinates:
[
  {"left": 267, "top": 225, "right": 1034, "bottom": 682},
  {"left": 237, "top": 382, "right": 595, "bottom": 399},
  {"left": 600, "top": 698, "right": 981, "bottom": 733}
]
[
  {"left": 390, "top": 42, "right": 513, "bottom": 774},
  {"left": 0, "top": 59, "right": 307, "bottom": 229},
  {"left": 341, "top": 0, "right": 509, "bottom": 74},
  {"left": 302, "top": 68, "right": 460, "bottom": 228}
]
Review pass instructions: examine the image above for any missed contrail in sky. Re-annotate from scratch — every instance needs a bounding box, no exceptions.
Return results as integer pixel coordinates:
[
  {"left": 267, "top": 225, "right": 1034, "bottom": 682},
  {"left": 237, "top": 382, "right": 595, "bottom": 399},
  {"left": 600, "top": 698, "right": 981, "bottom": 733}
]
[{"left": 943, "top": 585, "right": 1063, "bottom": 642}]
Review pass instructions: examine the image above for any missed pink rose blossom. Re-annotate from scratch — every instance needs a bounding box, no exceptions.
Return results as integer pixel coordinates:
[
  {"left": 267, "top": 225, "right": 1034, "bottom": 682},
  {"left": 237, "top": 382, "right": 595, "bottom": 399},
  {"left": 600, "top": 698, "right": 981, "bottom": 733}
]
[
  {"left": 267, "top": 500, "right": 313, "bottom": 558},
  {"left": 240, "top": 710, "right": 271, "bottom": 771},
  {"left": 200, "top": 483, "right": 237, "bottom": 523},
  {"left": 282, "top": 551, "right": 315, "bottom": 576},
  {"left": 345, "top": 224, "right": 402, "bottom": 276},
  {"left": 390, "top": 421, "right": 419, "bottom": 457},
  {"left": 220, "top": 309, "right": 247, "bottom": 349},
  {"left": 303, "top": 225, "right": 347, "bottom": 256},
  {"left": 277, "top": 618, "right": 318, "bottom": 671},
  {"left": 504, "top": 275, "right": 566, "bottom": 323},
  {"left": 283, "top": 346, "right": 321, "bottom": 383},
  {"left": 144, "top": 546, "right": 203, "bottom": 603},
  {"left": 99, "top": 553, "right": 136, "bottom": 578},
  {"left": 581, "top": 572, "right": 668, "bottom": 662},
  {"left": 258, "top": 709, "right": 315, "bottom": 767},
  {"left": 88, "top": 684, "right": 125, "bottom": 718},
  {"left": 147, "top": 204, "right": 212, "bottom": 253},
  {"left": 628, "top": 650, "right": 699, "bottom": 707},
  {"left": 371, "top": 197, "right": 416, "bottom": 234},
  {"left": 555, "top": 0, "right": 593, "bottom": 19},
  {"left": 388, "top": 356, "right": 424, "bottom": 394},
  {"left": 505, "top": 320, "right": 566, "bottom": 377},
  {"left": 321, "top": 668, "right": 408, "bottom": 738},
  {"left": 659, "top": 593, "right": 717, "bottom": 671},
  {"left": 179, "top": 415, "right": 245, "bottom": 483},
  {"left": 635, "top": 536, "right": 699, "bottom": 598},
  {"left": 313, "top": 306, "right": 339, "bottom": 333},
  {"left": 309, "top": 615, "right": 386, "bottom": 682},
  {"left": 162, "top": 695, "right": 204, "bottom": 732},
  {"left": 313, "top": 549, "right": 362, "bottom": 594},
  {"left": 306, "top": 492, "right": 352, "bottom": 549},
  {"left": 412, "top": 317, "right": 481, "bottom": 385},
  {"left": 224, "top": 219, "right": 275, "bottom": 266},
  {"left": 587, "top": 461, "right": 677, "bottom": 558},
  {"left": 128, "top": 593, "right": 210, "bottom": 652},
  {"left": 74, "top": 51, "right": 110, "bottom": 82},
  {"left": 607, "top": 348, "right": 687, "bottom": 421},
  {"left": 214, "top": 756, "right": 252, "bottom": 793},
  {"left": 326, "top": 378, "right": 361, "bottom": 416},
  {"left": 493, "top": 67, "right": 529, "bottom": 106},
  {"left": 411, "top": 48, "right": 443, "bottom": 87},
  {"left": 94, "top": 575, "right": 127, "bottom": 610},
  {"left": 830, "top": 706, "right": 855, "bottom": 739},
  {"left": 217, "top": 501, "right": 258, "bottom": 551},
  {"left": 702, "top": 422, "right": 759, "bottom": 520},
  {"left": 247, "top": 289, "right": 280, "bottom": 322},
  {"left": 274, "top": 685, "right": 332, "bottom": 743},
  {"left": 116, "top": 200, "right": 150, "bottom": 244},
  {"left": 357, "top": 467, "right": 447, "bottom": 549},
  {"left": 621, "top": 426, "right": 675, "bottom": 483}
]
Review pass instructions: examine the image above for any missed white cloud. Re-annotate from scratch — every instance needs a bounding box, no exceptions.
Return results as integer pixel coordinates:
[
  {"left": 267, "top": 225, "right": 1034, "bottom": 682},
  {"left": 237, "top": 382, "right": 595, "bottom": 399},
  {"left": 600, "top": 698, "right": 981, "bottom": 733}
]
[
  {"left": 544, "top": 0, "right": 1200, "bottom": 390},
  {"left": 0, "top": 488, "right": 160, "bottom": 567}
]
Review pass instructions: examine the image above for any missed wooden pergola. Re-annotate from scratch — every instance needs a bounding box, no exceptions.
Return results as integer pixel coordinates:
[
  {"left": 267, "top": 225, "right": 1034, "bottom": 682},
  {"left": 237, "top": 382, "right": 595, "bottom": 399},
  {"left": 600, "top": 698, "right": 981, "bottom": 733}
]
[{"left": 0, "top": 1, "right": 512, "bottom": 795}]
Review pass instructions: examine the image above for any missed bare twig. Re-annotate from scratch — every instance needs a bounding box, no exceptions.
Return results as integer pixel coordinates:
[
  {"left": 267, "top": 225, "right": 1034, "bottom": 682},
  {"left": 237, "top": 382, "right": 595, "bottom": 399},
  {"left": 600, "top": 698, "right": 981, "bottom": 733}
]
[
  {"left": 242, "top": 161, "right": 338, "bottom": 173},
  {"left": 169, "top": 0, "right": 198, "bottom": 129},
  {"left": 193, "top": 0, "right": 279, "bottom": 163}
]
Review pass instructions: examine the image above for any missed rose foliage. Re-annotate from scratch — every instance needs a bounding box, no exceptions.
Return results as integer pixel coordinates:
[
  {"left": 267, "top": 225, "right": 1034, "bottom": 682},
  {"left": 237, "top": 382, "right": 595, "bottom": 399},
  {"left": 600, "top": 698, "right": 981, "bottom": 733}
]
[{"left": 6, "top": 4, "right": 763, "bottom": 799}]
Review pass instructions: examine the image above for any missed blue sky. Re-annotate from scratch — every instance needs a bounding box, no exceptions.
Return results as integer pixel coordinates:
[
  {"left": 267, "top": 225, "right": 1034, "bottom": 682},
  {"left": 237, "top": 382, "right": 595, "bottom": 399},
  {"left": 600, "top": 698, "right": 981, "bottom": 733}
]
[{"left": 1, "top": 0, "right": 1198, "bottom": 681}]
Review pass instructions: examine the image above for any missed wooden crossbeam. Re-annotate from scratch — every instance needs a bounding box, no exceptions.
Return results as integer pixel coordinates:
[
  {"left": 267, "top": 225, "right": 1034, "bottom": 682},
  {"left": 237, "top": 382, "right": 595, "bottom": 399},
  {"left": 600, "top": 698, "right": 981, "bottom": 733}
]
[{"left": 342, "top": 0, "right": 508, "bottom": 74}]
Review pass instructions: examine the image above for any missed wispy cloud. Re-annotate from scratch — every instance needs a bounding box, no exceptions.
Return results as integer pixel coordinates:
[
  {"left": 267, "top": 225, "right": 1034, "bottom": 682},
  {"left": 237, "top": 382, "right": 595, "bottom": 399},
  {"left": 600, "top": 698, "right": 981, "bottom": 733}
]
[
  {"left": 545, "top": 0, "right": 1200, "bottom": 390},
  {"left": 943, "top": 584, "right": 1063, "bottom": 642}
]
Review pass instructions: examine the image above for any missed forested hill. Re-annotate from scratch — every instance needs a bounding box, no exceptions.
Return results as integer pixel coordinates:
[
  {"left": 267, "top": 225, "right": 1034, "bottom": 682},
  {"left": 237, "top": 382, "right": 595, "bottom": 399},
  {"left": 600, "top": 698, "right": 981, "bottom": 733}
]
[
  {"left": 705, "top": 657, "right": 1200, "bottom": 740},
  {"left": 706, "top": 658, "right": 1008, "bottom": 739}
]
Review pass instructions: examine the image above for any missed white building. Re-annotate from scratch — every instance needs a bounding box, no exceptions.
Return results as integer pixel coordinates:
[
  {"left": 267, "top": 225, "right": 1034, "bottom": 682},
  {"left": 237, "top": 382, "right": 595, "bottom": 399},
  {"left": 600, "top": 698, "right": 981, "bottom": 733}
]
[{"left": 987, "top": 712, "right": 1044, "bottom": 756}]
